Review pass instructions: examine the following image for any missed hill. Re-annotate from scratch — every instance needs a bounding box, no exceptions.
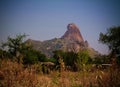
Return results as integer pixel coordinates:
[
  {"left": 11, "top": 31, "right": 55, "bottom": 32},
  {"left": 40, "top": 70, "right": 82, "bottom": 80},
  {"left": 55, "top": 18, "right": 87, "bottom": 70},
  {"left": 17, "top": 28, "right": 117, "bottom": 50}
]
[{"left": 26, "top": 23, "right": 99, "bottom": 57}]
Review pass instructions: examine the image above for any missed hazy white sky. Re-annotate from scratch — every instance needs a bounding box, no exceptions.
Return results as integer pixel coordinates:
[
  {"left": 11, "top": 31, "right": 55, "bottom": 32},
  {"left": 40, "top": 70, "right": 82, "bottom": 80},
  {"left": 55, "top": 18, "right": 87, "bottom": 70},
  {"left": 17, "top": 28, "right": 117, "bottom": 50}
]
[{"left": 0, "top": 0, "right": 120, "bottom": 54}]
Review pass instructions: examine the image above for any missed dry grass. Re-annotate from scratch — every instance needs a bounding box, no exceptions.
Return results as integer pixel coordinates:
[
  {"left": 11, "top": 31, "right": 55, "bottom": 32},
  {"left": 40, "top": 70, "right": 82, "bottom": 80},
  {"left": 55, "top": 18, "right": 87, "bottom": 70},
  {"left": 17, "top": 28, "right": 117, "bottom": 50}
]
[
  {"left": 0, "top": 59, "right": 120, "bottom": 87},
  {"left": 0, "top": 59, "right": 97, "bottom": 87},
  {"left": 96, "top": 68, "right": 120, "bottom": 87},
  {"left": 0, "top": 59, "right": 39, "bottom": 87},
  {"left": 37, "top": 71, "right": 98, "bottom": 87}
]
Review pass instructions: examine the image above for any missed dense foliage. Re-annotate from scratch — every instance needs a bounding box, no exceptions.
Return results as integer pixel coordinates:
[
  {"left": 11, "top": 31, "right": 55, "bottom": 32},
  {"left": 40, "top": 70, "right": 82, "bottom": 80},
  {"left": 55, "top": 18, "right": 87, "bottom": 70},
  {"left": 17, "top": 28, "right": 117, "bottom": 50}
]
[
  {"left": 99, "top": 26, "right": 120, "bottom": 51},
  {"left": 53, "top": 50, "right": 92, "bottom": 71},
  {"left": 99, "top": 26, "right": 120, "bottom": 65},
  {"left": 2, "top": 34, "right": 27, "bottom": 56},
  {"left": 1, "top": 34, "right": 47, "bottom": 64}
]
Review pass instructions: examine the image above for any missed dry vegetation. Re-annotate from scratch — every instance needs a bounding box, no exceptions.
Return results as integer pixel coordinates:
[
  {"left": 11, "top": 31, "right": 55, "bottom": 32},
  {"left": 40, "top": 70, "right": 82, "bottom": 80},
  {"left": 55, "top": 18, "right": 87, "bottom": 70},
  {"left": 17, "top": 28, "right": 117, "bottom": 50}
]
[
  {"left": 1, "top": 59, "right": 120, "bottom": 87},
  {"left": 0, "top": 59, "right": 39, "bottom": 87}
]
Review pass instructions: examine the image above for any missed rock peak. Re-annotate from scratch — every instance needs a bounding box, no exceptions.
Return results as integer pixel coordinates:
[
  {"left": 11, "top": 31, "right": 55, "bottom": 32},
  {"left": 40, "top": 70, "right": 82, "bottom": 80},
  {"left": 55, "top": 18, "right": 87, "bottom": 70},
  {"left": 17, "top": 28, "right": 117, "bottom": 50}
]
[
  {"left": 67, "top": 23, "right": 78, "bottom": 30},
  {"left": 61, "top": 23, "right": 84, "bottom": 42}
]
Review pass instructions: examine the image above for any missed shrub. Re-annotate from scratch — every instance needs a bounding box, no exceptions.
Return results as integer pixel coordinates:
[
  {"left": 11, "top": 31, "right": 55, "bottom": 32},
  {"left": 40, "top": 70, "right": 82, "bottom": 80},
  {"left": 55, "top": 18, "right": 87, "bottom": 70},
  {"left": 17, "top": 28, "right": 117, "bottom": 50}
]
[{"left": 23, "top": 50, "right": 39, "bottom": 64}]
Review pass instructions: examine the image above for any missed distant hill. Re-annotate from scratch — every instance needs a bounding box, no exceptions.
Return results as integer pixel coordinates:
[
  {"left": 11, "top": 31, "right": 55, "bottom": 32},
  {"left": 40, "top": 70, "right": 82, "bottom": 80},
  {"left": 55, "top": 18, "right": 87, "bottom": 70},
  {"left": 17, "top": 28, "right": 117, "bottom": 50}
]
[{"left": 26, "top": 23, "right": 99, "bottom": 57}]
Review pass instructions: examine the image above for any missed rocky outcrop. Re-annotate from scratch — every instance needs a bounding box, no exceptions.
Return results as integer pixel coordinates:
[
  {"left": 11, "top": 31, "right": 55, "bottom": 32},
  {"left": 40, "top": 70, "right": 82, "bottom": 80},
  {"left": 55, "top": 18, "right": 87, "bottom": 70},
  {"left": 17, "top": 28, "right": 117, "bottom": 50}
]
[{"left": 61, "top": 23, "right": 84, "bottom": 42}]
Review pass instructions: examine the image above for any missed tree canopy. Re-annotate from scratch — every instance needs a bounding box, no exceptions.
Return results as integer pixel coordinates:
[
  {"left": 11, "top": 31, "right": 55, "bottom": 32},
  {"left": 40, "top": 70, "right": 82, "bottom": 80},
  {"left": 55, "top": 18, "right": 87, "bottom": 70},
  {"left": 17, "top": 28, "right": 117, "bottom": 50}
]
[
  {"left": 1, "top": 34, "right": 48, "bottom": 64},
  {"left": 2, "top": 34, "right": 28, "bottom": 57},
  {"left": 99, "top": 26, "right": 120, "bottom": 53},
  {"left": 99, "top": 26, "right": 120, "bottom": 65}
]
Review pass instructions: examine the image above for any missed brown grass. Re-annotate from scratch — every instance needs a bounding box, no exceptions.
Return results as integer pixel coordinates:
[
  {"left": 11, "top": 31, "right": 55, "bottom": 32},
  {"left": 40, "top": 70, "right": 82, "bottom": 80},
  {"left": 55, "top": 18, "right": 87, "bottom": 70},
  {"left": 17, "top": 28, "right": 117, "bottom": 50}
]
[
  {"left": 0, "top": 59, "right": 39, "bottom": 87},
  {"left": 0, "top": 59, "right": 97, "bottom": 87},
  {"left": 36, "top": 70, "right": 98, "bottom": 87},
  {"left": 96, "top": 68, "right": 120, "bottom": 87},
  {"left": 0, "top": 59, "right": 120, "bottom": 87}
]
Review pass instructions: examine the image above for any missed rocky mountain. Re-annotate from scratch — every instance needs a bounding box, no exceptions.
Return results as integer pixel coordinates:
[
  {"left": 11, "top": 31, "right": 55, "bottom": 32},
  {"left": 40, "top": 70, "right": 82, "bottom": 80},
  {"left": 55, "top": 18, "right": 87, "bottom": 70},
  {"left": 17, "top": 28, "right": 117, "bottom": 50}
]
[
  {"left": 61, "top": 23, "right": 84, "bottom": 42},
  {"left": 26, "top": 23, "right": 99, "bottom": 57}
]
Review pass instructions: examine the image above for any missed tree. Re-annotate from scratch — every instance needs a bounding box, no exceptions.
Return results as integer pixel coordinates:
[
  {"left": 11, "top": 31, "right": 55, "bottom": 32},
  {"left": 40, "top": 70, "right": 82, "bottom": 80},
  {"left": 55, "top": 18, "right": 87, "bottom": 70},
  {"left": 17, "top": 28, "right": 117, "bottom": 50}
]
[
  {"left": 23, "top": 49, "right": 38, "bottom": 64},
  {"left": 1, "top": 34, "right": 49, "bottom": 64},
  {"left": 2, "top": 34, "right": 28, "bottom": 57},
  {"left": 99, "top": 26, "right": 120, "bottom": 51},
  {"left": 1, "top": 34, "right": 32, "bottom": 63},
  {"left": 99, "top": 26, "right": 120, "bottom": 65}
]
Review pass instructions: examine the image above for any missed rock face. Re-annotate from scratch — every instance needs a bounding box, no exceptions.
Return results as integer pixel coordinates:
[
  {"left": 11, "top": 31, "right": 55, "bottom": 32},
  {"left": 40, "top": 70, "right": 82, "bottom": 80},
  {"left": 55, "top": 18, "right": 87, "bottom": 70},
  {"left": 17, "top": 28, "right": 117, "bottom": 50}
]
[
  {"left": 26, "top": 23, "right": 98, "bottom": 57},
  {"left": 60, "top": 23, "right": 87, "bottom": 52},
  {"left": 61, "top": 23, "right": 84, "bottom": 42}
]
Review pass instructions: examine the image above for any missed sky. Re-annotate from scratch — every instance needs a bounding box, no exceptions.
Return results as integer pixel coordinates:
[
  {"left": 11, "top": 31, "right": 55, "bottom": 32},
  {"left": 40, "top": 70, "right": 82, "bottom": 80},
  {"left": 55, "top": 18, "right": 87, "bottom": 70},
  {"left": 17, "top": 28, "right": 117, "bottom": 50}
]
[{"left": 0, "top": 0, "right": 120, "bottom": 54}]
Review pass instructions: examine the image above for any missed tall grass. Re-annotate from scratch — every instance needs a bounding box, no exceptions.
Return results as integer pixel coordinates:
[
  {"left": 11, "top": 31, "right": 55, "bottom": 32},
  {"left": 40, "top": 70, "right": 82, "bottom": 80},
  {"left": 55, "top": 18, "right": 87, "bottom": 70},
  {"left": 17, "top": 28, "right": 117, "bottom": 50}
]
[
  {"left": 96, "top": 67, "right": 120, "bottom": 87},
  {"left": 0, "top": 59, "right": 40, "bottom": 87},
  {"left": 0, "top": 59, "right": 120, "bottom": 87}
]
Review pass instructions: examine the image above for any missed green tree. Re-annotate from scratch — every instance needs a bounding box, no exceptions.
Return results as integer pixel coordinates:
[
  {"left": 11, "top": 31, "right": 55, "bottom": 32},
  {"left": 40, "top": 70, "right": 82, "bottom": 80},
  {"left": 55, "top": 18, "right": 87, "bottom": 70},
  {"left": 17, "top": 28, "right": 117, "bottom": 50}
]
[
  {"left": 23, "top": 49, "right": 49, "bottom": 65},
  {"left": 23, "top": 49, "right": 38, "bottom": 64},
  {"left": 99, "top": 26, "right": 120, "bottom": 65},
  {"left": 1, "top": 34, "right": 49, "bottom": 64},
  {"left": 2, "top": 34, "right": 28, "bottom": 57},
  {"left": 99, "top": 26, "right": 120, "bottom": 52},
  {"left": 1, "top": 34, "right": 30, "bottom": 63}
]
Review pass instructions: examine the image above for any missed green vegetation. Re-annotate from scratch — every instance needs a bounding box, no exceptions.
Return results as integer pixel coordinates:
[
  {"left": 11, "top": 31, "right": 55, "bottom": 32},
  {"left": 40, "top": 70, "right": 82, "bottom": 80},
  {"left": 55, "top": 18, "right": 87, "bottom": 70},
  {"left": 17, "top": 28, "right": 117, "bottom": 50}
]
[
  {"left": 1, "top": 34, "right": 48, "bottom": 64},
  {"left": 2, "top": 34, "right": 27, "bottom": 57},
  {"left": 99, "top": 26, "right": 120, "bottom": 52},
  {"left": 53, "top": 50, "right": 92, "bottom": 71},
  {"left": 99, "top": 26, "right": 120, "bottom": 65}
]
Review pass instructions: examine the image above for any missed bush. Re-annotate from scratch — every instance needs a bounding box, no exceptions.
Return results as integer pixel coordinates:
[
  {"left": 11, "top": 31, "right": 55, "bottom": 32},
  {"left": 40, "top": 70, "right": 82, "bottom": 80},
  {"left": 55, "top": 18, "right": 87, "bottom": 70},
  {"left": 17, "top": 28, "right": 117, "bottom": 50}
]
[
  {"left": 53, "top": 50, "right": 92, "bottom": 71},
  {"left": 23, "top": 50, "right": 38, "bottom": 64},
  {"left": 23, "top": 49, "right": 48, "bottom": 65}
]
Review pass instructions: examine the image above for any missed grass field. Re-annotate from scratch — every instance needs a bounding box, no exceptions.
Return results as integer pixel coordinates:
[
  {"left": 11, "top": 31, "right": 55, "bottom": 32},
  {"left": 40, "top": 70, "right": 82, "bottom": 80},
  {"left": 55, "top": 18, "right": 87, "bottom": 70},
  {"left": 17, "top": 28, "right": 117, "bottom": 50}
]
[{"left": 0, "top": 59, "right": 120, "bottom": 87}]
